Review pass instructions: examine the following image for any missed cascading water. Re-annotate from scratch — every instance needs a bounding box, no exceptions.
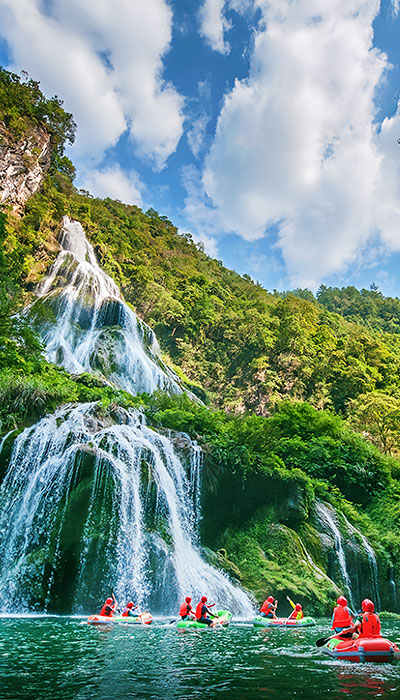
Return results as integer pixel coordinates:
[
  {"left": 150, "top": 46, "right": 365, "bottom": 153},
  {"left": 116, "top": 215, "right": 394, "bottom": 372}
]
[
  {"left": 0, "top": 219, "right": 254, "bottom": 615},
  {"left": 342, "top": 514, "right": 381, "bottom": 610},
  {"left": 315, "top": 502, "right": 355, "bottom": 608},
  {"left": 31, "top": 217, "right": 182, "bottom": 396},
  {"left": 390, "top": 570, "right": 398, "bottom": 610}
]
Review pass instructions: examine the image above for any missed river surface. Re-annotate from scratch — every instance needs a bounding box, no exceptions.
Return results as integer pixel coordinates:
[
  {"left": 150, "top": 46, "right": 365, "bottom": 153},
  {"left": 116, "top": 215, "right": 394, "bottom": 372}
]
[{"left": 1, "top": 617, "right": 400, "bottom": 700}]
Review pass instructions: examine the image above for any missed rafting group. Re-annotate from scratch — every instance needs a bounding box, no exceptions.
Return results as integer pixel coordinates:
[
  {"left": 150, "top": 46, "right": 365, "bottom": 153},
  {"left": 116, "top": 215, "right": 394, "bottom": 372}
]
[
  {"left": 254, "top": 593, "right": 400, "bottom": 663},
  {"left": 87, "top": 592, "right": 400, "bottom": 663},
  {"left": 87, "top": 594, "right": 230, "bottom": 629}
]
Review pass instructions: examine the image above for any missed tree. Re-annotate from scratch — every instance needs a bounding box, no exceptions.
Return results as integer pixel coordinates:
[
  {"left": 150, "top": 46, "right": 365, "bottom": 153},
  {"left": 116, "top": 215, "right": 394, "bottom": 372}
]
[{"left": 349, "top": 392, "right": 400, "bottom": 455}]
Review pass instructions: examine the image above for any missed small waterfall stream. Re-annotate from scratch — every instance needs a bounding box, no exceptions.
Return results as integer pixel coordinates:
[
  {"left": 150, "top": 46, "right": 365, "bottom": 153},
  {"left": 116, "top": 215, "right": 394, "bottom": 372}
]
[
  {"left": 342, "top": 514, "right": 381, "bottom": 610},
  {"left": 315, "top": 502, "right": 355, "bottom": 608},
  {"left": 390, "top": 571, "right": 398, "bottom": 610},
  {"left": 0, "top": 219, "right": 254, "bottom": 615}
]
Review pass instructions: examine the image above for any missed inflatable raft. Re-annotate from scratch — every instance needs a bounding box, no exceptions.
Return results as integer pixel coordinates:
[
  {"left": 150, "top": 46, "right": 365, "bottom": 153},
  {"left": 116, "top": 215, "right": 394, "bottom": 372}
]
[
  {"left": 87, "top": 612, "right": 153, "bottom": 625},
  {"left": 176, "top": 610, "right": 232, "bottom": 629},
  {"left": 322, "top": 635, "right": 400, "bottom": 663},
  {"left": 253, "top": 615, "right": 316, "bottom": 628}
]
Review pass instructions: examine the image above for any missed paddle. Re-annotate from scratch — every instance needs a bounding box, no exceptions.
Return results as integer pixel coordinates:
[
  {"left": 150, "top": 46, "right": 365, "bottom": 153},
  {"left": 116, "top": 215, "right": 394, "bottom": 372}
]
[
  {"left": 112, "top": 592, "right": 119, "bottom": 614},
  {"left": 315, "top": 628, "right": 354, "bottom": 648},
  {"left": 315, "top": 612, "right": 362, "bottom": 648},
  {"left": 283, "top": 596, "right": 296, "bottom": 626}
]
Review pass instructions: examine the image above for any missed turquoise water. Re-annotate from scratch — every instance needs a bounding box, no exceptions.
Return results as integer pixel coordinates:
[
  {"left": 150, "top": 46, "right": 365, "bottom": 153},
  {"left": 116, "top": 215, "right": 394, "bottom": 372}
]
[{"left": 1, "top": 617, "right": 400, "bottom": 699}]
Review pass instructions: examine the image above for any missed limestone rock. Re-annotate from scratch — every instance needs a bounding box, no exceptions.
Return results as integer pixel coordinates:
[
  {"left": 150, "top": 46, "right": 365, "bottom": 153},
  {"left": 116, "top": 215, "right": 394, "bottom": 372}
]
[{"left": 0, "top": 121, "right": 50, "bottom": 213}]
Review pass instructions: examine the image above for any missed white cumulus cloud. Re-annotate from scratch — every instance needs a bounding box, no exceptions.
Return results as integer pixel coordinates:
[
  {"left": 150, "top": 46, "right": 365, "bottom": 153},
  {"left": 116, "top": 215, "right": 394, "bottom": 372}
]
[
  {"left": 192, "top": 0, "right": 400, "bottom": 287},
  {"left": 0, "top": 0, "right": 184, "bottom": 169},
  {"left": 198, "top": 0, "right": 232, "bottom": 54},
  {"left": 79, "top": 165, "right": 144, "bottom": 207}
]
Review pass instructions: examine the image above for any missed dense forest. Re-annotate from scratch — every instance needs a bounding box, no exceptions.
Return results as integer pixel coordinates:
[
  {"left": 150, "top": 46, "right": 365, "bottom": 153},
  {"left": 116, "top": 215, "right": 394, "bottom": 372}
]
[{"left": 2, "top": 68, "right": 400, "bottom": 612}]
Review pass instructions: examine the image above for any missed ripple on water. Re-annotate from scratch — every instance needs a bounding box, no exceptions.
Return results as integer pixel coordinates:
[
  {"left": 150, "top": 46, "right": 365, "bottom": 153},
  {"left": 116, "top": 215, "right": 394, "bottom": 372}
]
[{"left": 1, "top": 617, "right": 400, "bottom": 700}]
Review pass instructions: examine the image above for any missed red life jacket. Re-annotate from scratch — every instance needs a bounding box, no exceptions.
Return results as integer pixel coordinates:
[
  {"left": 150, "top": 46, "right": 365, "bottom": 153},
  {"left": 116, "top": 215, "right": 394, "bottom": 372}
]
[
  {"left": 260, "top": 600, "right": 274, "bottom": 614},
  {"left": 122, "top": 607, "right": 134, "bottom": 617},
  {"left": 288, "top": 609, "right": 304, "bottom": 620},
  {"left": 196, "top": 602, "right": 207, "bottom": 620},
  {"left": 179, "top": 602, "right": 192, "bottom": 617},
  {"left": 100, "top": 603, "right": 114, "bottom": 617},
  {"left": 359, "top": 612, "right": 381, "bottom": 638},
  {"left": 331, "top": 605, "right": 353, "bottom": 629}
]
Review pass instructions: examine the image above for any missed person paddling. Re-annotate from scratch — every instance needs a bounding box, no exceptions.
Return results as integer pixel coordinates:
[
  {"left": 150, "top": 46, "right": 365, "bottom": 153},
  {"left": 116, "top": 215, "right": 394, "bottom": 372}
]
[
  {"left": 179, "top": 596, "right": 194, "bottom": 620},
  {"left": 260, "top": 595, "right": 277, "bottom": 618},
  {"left": 195, "top": 596, "right": 217, "bottom": 626},
  {"left": 331, "top": 596, "right": 356, "bottom": 633},
  {"left": 351, "top": 599, "right": 381, "bottom": 639},
  {"left": 122, "top": 601, "right": 138, "bottom": 617},
  {"left": 286, "top": 596, "right": 304, "bottom": 621},
  {"left": 100, "top": 595, "right": 118, "bottom": 617}
]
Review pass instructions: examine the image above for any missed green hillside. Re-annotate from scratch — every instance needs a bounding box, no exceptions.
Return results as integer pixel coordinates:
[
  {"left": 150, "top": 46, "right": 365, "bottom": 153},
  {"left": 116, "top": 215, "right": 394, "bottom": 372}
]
[{"left": 2, "top": 68, "right": 400, "bottom": 612}]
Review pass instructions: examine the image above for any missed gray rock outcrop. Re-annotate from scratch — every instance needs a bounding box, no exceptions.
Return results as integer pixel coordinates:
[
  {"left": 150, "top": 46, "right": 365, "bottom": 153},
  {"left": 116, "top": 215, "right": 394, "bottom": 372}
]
[{"left": 0, "top": 121, "right": 50, "bottom": 213}]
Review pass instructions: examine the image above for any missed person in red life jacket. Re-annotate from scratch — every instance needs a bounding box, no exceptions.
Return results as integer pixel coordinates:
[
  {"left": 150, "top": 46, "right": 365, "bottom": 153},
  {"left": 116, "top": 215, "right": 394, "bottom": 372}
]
[
  {"left": 260, "top": 595, "right": 277, "bottom": 618},
  {"left": 100, "top": 596, "right": 117, "bottom": 617},
  {"left": 331, "top": 596, "right": 356, "bottom": 633},
  {"left": 353, "top": 599, "right": 381, "bottom": 639},
  {"left": 195, "top": 596, "right": 217, "bottom": 626},
  {"left": 122, "top": 601, "right": 138, "bottom": 617},
  {"left": 179, "top": 596, "right": 194, "bottom": 620},
  {"left": 286, "top": 597, "right": 304, "bottom": 621}
]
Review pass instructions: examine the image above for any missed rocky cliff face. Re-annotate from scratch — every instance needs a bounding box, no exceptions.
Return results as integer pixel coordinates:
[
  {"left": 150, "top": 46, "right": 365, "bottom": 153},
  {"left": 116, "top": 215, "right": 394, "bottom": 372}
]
[{"left": 0, "top": 121, "right": 50, "bottom": 212}]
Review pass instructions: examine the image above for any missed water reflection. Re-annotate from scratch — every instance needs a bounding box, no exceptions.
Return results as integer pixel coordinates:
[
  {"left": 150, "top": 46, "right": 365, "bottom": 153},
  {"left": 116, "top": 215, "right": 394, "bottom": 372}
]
[{"left": 335, "top": 665, "right": 400, "bottom": 698}]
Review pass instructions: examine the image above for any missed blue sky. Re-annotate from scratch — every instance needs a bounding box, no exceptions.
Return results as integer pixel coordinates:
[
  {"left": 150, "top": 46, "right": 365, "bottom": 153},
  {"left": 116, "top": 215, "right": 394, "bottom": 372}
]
[{"left": 1, "top": 0, "right": 400, "bottom": 295}]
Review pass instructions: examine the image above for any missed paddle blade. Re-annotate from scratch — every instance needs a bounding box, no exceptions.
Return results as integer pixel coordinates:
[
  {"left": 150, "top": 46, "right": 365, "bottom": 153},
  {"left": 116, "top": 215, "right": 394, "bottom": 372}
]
[{"left": 316, "top": 636, "right": 331, "bottom": 648}]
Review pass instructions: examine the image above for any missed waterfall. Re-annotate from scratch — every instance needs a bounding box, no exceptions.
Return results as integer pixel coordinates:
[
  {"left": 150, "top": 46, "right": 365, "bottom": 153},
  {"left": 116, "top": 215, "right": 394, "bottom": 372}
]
[
  {"left": 31, "top": 217, "right": 182, "bottom": 396},
  {"left": 0, "top": 403, "right": 253, "bottom": 614},
  {"left": 390, "top": 572, "right": 398, "bottom": 610},
  {"left": 358, "top": 534, "right": 380, "bottom": 609},
  {"left": 315, "top": 502, "right": 355, "bottom": 608},
  {"left": 342, "top": 515, "right": 381, "bottom": 610},
  {"left": 0, "top": 218, "right": 254, "bottom": 615}
]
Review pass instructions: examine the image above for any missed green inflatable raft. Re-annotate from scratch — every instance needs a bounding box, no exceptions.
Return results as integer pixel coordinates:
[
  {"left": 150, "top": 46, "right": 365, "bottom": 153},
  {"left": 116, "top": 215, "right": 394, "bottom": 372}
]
[
  {"left": 253, "top": 615, "right": 316, "bottom": 628},
  {"left": 176, "top": 610, "right": 232, "bottom": 629}
]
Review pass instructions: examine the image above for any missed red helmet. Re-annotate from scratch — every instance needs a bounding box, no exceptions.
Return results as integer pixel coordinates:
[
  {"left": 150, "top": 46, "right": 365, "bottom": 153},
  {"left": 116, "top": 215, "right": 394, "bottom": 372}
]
[
  {"left": 201, "top": 596, "right": 207, "bottom": 603},
  {"left": 337, "top": 596, "right": 347, "bottom": 606},
  {"left": 126, "top": 601, "right": 134, "bottom": 609},
  {"left": 185, "top": 597, "right": 192, "bottom": 603},
  {"left": 362, "top": 598, "right": 374, "bottom": 613},
  {"left": 267, "top": 596, "right": 274, "bottom": 603},
  {"left": 105, "top": 598, "right": 113, "bottom": 605},
  {"left": 295, "top": 603, "right": 302, "bottom": 611}
]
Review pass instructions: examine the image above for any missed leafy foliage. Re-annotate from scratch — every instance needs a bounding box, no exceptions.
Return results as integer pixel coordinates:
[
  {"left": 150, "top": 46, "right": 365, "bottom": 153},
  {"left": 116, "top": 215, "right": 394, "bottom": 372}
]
[
  {"left": 0, "top": 67, "right": 76, "bottom": 159},
  {"left": 349, "top": 392, "right": 400, "bottom": 455}
]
